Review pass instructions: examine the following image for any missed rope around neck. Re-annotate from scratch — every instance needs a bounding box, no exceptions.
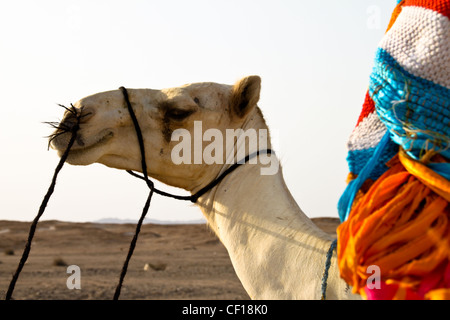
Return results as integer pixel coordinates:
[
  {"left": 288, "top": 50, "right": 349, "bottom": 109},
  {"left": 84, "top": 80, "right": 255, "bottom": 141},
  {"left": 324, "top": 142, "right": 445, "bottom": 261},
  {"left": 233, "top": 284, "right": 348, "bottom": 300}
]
[
  {"left": 120, "top": 85, "right": 272, "bottom": 203},
  {"left": 321, "top": 238, "right": 337, "bottom": 300}
]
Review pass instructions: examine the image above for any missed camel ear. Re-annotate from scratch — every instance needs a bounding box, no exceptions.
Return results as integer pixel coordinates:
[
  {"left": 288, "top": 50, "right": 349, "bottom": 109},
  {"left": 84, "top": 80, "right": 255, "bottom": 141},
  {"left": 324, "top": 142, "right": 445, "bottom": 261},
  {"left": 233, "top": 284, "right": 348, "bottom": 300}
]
[{"left": 230, "top": 75, "right": 261, "bottom": 118}]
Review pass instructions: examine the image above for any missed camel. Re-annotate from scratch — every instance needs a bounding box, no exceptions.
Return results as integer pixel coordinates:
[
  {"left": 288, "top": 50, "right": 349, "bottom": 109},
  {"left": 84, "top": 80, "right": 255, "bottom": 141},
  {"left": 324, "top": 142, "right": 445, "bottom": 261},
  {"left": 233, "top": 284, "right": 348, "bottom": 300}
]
[{"left": 50, "top": 76, "right": 359, "bottom": 300}]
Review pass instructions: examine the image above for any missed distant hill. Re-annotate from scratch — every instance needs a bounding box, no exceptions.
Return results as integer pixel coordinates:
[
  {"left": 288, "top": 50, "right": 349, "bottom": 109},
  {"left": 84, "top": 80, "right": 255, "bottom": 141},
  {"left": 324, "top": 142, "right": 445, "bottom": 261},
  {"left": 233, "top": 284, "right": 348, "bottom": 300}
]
[{"left": 94, "top": 217, "right": 207, "bottom": 225}]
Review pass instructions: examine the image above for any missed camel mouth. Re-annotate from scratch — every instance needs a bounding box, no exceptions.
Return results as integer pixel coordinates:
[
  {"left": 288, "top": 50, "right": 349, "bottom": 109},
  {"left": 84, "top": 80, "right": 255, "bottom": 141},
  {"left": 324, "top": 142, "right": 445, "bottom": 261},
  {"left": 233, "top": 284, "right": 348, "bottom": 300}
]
[
  {"left": 69, "top": 130, "right": 114, "bottom": 153},
  {"left": 52, "top": 129, "right": 114, "bottom": 164}
]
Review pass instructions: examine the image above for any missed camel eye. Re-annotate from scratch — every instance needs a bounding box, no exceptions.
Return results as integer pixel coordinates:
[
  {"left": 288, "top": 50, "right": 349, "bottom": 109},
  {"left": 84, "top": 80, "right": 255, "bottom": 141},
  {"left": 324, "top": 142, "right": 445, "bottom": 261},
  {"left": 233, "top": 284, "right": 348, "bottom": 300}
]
[{"left": 165, "top": 108, "right": 194, "bottom": 121}]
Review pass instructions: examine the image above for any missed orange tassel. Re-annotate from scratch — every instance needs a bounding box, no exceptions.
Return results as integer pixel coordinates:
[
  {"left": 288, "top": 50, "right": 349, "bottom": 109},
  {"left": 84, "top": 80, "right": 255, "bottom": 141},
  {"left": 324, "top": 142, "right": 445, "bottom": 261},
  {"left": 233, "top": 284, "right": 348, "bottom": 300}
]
[{"left": 337, "top": 152, "right": 450, "bottom": 299}]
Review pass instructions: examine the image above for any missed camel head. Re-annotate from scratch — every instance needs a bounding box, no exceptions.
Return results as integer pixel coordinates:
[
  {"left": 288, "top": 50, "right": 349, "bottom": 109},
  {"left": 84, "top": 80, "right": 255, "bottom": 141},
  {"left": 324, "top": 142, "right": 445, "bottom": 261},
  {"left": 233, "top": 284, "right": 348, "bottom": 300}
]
[{"left": 50, "top": 76, "right": 271, "bottom": 192}]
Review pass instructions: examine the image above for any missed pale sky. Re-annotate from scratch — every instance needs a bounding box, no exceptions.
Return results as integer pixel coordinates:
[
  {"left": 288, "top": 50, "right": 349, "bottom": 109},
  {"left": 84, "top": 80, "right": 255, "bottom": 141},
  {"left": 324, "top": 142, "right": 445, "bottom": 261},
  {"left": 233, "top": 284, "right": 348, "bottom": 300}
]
[{"left": 0, "top": 0, "right": 396, "bottom": 223}]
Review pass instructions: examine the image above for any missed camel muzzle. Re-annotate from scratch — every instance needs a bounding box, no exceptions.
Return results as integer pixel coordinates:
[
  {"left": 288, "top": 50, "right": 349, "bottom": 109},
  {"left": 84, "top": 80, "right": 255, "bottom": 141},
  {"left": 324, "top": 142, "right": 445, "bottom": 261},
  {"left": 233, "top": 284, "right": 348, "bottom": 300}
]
[{"left": 48, "top": 105, "right": 94, "bottom": 151}]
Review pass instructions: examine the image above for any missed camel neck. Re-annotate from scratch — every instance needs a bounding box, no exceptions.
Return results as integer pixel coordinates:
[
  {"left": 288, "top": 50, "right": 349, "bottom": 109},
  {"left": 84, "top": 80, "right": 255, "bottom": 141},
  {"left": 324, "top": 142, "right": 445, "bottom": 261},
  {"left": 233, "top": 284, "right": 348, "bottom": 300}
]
[{"left": 195, "top": 159, "right": 344, "bottom": 299}]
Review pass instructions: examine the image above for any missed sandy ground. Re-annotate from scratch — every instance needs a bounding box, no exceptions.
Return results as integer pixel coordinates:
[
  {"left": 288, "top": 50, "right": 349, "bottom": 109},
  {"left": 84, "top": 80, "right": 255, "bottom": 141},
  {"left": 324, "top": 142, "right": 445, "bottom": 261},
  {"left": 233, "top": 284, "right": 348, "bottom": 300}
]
[{"left": 0, "top": 218, "right": 338, "bottom": 300}]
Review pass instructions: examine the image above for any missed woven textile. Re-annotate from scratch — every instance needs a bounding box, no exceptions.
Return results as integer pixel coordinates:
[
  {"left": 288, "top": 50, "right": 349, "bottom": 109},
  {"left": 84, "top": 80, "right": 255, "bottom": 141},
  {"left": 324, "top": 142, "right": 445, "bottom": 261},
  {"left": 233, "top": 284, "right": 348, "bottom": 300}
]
[
  {"left": 337, "top": 0, "right": 450, "bottom": 300},
  {"left": 344, "top": 1, "right": 449, "bottom": 203}
]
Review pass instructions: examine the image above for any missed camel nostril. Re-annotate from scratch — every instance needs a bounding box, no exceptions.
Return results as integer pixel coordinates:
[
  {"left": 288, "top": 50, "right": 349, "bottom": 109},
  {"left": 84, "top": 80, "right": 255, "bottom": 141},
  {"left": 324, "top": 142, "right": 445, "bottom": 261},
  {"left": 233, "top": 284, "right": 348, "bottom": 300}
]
[{"left": 80, "top": 107, "right": 95, "bottom": 122}]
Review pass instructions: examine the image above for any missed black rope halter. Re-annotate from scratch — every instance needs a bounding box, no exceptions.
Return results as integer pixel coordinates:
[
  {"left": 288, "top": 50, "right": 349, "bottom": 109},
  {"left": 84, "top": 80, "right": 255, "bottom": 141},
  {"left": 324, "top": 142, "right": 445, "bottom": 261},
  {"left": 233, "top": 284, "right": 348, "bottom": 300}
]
[{"left": 113, "top": 86, "right": 273, "bottom": 299}]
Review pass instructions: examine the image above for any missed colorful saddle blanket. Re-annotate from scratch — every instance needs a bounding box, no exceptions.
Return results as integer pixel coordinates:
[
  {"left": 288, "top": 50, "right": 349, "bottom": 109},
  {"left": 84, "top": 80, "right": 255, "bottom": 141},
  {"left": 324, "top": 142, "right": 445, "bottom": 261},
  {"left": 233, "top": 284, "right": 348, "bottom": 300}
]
[{"left": 337, "top": 0, "right": 450, "bottom": 300}]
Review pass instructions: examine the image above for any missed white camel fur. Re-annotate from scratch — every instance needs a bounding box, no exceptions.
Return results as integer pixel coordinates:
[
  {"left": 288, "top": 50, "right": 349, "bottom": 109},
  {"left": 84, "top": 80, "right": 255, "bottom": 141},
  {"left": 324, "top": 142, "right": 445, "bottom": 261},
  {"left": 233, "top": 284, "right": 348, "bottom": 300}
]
[{"left": 51, "top": 76, "right": 359, "bottom": 299}]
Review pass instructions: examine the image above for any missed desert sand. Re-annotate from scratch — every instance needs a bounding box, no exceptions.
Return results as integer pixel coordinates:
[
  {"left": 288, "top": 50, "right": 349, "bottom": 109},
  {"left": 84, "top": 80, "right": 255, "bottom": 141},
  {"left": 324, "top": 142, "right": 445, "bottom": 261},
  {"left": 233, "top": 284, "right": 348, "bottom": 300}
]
[{"left": 0, "top": 218, "right": 338, "bottom": 300}]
